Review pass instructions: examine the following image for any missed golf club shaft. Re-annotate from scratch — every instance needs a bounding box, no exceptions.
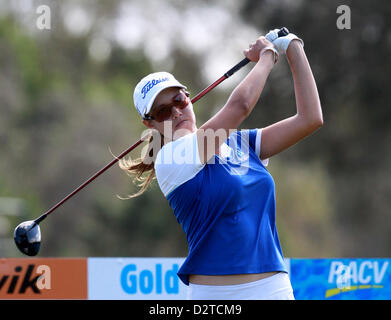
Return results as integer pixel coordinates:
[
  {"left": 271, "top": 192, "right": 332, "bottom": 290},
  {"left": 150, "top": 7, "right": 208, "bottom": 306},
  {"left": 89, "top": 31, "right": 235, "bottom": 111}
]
[
  {"left": 34, "top": 27, "right": 289, "bottom": 225},
  {"left": 34, "top": 136, "right": 148, "bottom": 224}
]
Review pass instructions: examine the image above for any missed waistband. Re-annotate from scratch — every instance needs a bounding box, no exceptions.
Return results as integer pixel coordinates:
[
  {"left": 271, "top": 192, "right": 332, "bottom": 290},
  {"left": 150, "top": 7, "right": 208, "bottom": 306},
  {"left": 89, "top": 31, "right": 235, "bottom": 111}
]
[{"left": 188, "top": 271, "right": 291, "bottom": 290}]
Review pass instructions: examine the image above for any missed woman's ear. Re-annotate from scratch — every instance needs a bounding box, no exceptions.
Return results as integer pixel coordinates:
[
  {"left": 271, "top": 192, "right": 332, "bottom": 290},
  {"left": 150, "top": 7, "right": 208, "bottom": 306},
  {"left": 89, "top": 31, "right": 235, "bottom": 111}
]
[{"left": 143, "top": 119, "right": 154, "bottom": 129}]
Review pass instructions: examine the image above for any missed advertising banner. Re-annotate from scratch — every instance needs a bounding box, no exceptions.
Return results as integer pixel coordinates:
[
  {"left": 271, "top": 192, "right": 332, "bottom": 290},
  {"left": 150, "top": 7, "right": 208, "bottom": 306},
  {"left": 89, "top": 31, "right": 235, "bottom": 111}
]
[
  {"left": 3, "top": 257, "right": 388, "bottom": 300},
  {"left": 88, "top": 257, "right": 187, "bottom": 300},
  {"left": 290, "top": 258, "right": 391, "bottom": 300},
  {"left": 0, "top": 258, "right": 87, "bottom": 299}
]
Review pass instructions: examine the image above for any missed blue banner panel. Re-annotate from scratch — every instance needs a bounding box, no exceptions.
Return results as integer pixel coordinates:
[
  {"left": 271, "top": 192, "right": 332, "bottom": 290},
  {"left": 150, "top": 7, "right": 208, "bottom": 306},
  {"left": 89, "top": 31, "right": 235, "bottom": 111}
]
[{"left": 290, "top": 258, "right": 391, "bottom": 300}]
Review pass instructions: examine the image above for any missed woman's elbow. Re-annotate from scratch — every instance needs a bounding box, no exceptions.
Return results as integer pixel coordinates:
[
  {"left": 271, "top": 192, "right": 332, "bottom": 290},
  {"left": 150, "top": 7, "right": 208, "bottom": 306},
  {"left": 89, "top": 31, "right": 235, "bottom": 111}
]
[
  {"left": 315, "top": 104, "right": 324, "bottom": 128},
  {"left": 313, "top": 111, "right": 324, "bottom": 126},
  {"left": 300, "top": 111, "right": 323, "bottom": 132},
  {"left": 228, "top": 96, "right": 252, "bottom": 116},
  {"left": 240, "top": 100, "right": 253, "bottom": 117},
  {"left": 308, "top": 113, "right": 324, "bottom": 131}
]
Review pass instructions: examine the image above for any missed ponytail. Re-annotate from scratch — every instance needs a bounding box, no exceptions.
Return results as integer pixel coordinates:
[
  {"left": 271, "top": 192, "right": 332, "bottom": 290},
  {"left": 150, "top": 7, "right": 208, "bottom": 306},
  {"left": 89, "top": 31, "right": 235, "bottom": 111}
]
[{"left": 119, "top": 130, "right": 164, "bottom": 198}]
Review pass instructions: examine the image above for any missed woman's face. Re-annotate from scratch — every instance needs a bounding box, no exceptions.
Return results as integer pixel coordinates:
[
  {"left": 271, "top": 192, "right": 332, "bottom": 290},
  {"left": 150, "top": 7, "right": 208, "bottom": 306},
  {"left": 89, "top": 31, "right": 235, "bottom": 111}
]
[{"left": 142, "top": 87, "right": 197, "bottom": 140}]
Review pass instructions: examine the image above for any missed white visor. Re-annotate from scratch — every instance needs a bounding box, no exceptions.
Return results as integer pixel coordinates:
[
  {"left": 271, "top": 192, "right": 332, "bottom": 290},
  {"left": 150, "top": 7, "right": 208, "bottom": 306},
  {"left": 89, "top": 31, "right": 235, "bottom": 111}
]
[{"left": 133, "top": 72, "right": 187, "bottom": 118}]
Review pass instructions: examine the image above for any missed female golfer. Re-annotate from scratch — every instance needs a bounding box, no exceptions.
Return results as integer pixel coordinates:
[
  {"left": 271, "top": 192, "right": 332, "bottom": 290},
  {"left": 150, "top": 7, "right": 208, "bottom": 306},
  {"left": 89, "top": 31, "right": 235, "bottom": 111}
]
[{"left": 121, "top": 30, "right": 323, "bottom": 299}]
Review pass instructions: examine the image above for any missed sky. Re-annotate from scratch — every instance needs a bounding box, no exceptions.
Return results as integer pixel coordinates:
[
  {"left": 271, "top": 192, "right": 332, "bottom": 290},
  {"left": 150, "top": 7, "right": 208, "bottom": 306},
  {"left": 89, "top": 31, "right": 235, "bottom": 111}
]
[{"left": 0, "top": 0, "right": 262, "bottom": 88}]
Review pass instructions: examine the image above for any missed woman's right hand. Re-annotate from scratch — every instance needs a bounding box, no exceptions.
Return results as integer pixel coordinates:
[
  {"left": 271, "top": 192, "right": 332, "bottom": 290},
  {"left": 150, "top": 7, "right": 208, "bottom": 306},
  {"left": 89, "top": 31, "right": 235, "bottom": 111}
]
[
  {"left": 243, "top": 36, "right": 277, "bottom": 64},
  {"left": 243, "top": 36, "right": 278, "bottom": 63}
]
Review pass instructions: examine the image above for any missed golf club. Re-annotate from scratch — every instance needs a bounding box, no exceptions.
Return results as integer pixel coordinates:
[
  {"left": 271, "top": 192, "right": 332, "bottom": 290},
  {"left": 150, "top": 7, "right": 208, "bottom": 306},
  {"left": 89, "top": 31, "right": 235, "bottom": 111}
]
[{"left": 14, "top": 27, "right": 289, "bottom": 256}]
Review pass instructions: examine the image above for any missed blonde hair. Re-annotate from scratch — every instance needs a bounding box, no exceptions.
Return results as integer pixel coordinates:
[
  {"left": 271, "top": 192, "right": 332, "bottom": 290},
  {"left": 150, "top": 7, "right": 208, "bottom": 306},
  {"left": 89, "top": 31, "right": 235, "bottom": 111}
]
[{"left": 119, "top": 129, "right": 164, "bottom": 198}]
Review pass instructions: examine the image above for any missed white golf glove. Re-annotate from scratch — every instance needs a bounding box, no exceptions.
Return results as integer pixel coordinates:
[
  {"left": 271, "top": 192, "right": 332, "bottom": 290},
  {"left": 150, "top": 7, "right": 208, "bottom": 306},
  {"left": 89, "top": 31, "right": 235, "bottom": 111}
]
[{"left": 266, "top": 29, "right": 304, "bottom": 54}]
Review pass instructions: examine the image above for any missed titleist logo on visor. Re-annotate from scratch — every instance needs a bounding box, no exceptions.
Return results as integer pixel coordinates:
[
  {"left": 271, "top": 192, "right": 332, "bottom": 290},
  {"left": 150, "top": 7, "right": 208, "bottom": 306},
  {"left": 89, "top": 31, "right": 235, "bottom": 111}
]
[{"left": 141, "top": 77, "right": 169, "bottom": 99}]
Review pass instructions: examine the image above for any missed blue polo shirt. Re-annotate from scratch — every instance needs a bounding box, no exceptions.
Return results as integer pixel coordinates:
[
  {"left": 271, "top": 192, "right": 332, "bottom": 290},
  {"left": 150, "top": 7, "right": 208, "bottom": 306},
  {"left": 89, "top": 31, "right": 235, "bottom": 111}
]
[{"left": 154, "top": 129, "right": 288, "bottom": 285}]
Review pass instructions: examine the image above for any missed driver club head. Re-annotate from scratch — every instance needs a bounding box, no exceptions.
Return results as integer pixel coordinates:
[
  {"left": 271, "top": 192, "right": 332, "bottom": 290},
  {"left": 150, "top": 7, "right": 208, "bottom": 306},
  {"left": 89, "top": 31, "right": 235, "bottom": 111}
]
[{"left": 14, "top": 220, "right": 41, "bottom": 256}]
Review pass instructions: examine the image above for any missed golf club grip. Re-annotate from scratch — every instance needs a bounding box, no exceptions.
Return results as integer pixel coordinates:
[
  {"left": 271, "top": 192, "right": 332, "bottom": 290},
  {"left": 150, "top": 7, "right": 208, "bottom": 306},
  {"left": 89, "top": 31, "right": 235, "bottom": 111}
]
[
  {"left": 224, "top": 58, "right": 251, "bottom": 78},
  {"left": 224, "top": 27, "right": 289, "bottom": 78}
]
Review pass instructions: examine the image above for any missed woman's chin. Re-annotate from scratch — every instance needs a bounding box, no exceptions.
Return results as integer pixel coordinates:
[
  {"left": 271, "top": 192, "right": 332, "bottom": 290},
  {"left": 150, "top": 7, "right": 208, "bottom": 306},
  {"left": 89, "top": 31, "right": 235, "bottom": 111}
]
[{"left": 173, "top": 121, "right": 194, "bottom": 139}]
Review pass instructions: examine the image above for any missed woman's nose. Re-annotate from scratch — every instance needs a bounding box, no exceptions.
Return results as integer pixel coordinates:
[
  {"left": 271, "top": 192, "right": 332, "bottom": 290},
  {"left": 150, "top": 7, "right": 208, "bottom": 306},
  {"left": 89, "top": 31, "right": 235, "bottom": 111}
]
[{"left": 171, "top": 106, "right": 183, "bottom": 118}]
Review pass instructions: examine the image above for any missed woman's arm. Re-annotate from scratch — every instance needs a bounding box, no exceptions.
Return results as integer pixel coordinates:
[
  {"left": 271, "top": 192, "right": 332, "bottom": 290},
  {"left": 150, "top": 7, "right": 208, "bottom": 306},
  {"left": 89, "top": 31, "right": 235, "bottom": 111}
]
[
  {"left": 198, "top": 37, "right": 277, "bottom": 163},
  {"left": 260, "top": 40, "right": 323, "bottom": 161}
]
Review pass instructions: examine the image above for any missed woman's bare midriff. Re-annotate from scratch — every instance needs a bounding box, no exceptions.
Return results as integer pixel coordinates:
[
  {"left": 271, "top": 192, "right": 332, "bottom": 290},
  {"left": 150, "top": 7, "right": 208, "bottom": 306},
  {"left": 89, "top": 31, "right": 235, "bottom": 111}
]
[{"left": 189, "top": 271, "right": 279, "bottom": 286}]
